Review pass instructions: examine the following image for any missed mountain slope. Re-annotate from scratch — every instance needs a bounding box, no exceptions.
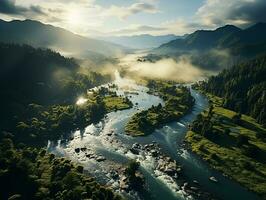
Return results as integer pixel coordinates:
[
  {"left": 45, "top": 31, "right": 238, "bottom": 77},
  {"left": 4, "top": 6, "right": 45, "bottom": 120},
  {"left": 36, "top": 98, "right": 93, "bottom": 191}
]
[
  {"left": 149, "top": 23, "right": 266, "bottom": 70},
  {"left": 0, "top": 19, "right": 127, "bottom": 57},
  {"left": 0, "top": 43, "right": 110, "bottom": 107},
  {"left": 0, "top": 43, "right": 112, "bottom": 144},
  {"left": 220, "top": 22, "right": 266, "bottom": 48},
  {"left": 197, "top": 55, "right": 266, "bottom": 126},
  {"left": 155, "top": 25, "right": 241, "bottom": 53},
  {"left": 155, "top": 23, "right": 266, "bottom": 54},
  {"left": 102, "top": 34, "right": 181, "bottom": 49}
]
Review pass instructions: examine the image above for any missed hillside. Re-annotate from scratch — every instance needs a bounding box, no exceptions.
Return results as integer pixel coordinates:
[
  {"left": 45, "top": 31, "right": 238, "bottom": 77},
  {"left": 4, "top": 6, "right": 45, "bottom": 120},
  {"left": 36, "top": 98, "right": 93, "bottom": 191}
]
[
  {"left": 155, "top": 23, "right": 266, "bottom": 53},
  {"left": 0, "top": 43, "right": 111, "bottom": 105},
  {"left": 149, "top": 23, "right": 266, "bottom": 70},
  {"left": 0, "top": 43, "right": 112, "bottom": 144},
  {"left": 195, "top": 55, "right": 266, "bottom": 126},
  {"left": 0, "top": 19, "right": 127, "bottom": 57},
  {"left": 157, "top": 25, "right": 241, "bottom": 52}
]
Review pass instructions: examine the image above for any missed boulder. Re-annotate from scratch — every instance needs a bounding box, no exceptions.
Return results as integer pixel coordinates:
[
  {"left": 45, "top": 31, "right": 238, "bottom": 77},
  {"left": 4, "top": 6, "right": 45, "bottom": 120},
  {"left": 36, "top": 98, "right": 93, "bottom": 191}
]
[
  {"left": 132, "top": 143, "right": 141, "bottom": 149},
  {"left": 81, "top": 147, "right": 87, "bottom": 152},
  {"left": 150, "top": 150, "right": 159, "bottom": 157},
  {"left": 129, "top": 148, "right": 139, "bottom": 155},
  {"left": 96, "top": 156, "right": 106, "bottom": 162}
]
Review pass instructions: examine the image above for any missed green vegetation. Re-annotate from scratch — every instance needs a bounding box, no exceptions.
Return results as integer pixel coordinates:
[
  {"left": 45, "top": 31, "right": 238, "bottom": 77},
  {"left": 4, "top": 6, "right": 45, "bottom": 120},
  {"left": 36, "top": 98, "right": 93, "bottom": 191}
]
[
  {"left": 104, "top": 96, "right": 132, "bottom": 112},
  {"left": 0, "top": 136, "right": 122, "bottom": 200},
  {"left": 186, "top": 94, "right": 266, "bottom": 198},
  {"left": 0, "top": 44, "right": 132, "bottom": 145},
  {"left": 12, "top": 86, "right": 132, "bottom": 145},
  {"left": 194, "top": 55, "right": 266, "bottom": 126},
  {"left": 0, "top": 43, "right": 132, "bottom": 199},
  {"left": 125, "top": 81, "right": 194, "bottom": 136},
  {"left": 125, "top": 160, "right": 144, "bottom": 191}
]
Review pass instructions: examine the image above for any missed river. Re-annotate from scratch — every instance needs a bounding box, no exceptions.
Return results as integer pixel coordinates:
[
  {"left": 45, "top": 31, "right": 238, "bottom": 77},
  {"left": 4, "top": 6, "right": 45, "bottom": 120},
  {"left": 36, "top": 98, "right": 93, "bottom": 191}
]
[{"left": 48, "top": 71, "right": 259, "bottom": 200}]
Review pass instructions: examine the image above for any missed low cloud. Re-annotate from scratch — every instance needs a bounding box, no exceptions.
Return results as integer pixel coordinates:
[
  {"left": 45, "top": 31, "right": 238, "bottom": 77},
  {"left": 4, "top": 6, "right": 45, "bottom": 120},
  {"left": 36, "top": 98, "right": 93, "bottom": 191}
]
[{"left": 126, "top": 57, "right": 204, "bottom": 82}]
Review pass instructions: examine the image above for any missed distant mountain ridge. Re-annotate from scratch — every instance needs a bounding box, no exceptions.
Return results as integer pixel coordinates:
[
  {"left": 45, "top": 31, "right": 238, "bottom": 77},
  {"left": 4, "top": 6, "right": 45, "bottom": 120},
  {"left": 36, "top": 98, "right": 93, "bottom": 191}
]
[
  {"left": 0, "top": 19, "right": 128, "bottom": 57},
  {"left": 147, "top": 23, "right": 266, "bottom": 71},
  {"left": 155, "top": 23, "right": 266, "bottom": 54},
  {"left": 102, "top": 34, "right": 183, "bottom": 49}
]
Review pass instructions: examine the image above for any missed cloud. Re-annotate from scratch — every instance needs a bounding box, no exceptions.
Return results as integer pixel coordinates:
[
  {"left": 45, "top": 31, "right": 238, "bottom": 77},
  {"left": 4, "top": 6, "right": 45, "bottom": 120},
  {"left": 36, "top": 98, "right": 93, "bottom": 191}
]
[
  {"left": 197, "top": 0, "right": 266, "bottom": 27},
  {"left": 104, "top": 2, "right": 158, "bottom": 19},
  {"left": 2, "top": 0, "right": 264, "bottom": 38},
  {"left": 126, "top": 57, "right": 204, "bottom": 82},
  {"left": 108, "top": 19, "right": 211, "bottom": 36},
  {"left": 109, "top": 24, "right": 166, "bottom": 36},
  {"left": 0, "top": 0, "right": 46, "bottom": 16}
]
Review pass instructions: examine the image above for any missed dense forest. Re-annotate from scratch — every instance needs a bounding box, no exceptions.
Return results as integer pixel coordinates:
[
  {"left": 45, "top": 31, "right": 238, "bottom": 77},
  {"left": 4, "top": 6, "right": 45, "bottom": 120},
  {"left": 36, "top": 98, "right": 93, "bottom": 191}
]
[
  {"left": 0, "top": 43, "right": 112, "bottom": 145},
  {"left": 195, "top": 55, "right": 266, "bottom": 126},
  {"left": 0, "top": 135, "right": 122, "bottom": 200}
]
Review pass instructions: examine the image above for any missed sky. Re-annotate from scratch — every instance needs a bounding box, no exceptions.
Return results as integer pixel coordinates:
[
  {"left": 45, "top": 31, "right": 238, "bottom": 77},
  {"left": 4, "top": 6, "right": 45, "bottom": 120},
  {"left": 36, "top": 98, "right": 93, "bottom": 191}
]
[{"left": 0, "top": 0, "right": 266, "bottom": 37}]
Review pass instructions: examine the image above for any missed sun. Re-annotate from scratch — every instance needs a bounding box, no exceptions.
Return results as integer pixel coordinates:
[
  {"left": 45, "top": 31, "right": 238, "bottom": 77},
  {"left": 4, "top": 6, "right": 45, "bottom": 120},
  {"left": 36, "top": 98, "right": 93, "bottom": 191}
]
[{"left": 67, "top": 10, "right": 83, "bottom": 26}]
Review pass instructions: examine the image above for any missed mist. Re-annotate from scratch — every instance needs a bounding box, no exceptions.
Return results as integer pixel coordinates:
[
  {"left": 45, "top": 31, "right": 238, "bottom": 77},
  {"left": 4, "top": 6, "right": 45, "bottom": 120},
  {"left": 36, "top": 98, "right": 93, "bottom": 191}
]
[{"left": 122, "top": 56, "right": 206, "bottom": 82}]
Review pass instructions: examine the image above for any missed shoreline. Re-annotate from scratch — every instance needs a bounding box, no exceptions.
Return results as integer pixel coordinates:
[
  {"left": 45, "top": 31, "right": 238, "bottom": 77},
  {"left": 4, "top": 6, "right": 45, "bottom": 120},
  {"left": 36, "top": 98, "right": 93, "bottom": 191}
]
[{"left": 184, "top": 135, "right": 262, "bottom": 199}]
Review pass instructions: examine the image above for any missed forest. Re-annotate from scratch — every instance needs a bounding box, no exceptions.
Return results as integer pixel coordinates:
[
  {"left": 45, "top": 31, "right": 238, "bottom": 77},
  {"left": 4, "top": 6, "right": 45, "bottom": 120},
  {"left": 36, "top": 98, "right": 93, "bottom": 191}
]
[
  {"left": 0, "top": 135, "right": 122, "bottom": 200},
  {"left": 194, "top": 55, "right": 266, "bottom": 126},
  {"left": 0, "top": 43, "right": 132, "bottom": 145}
]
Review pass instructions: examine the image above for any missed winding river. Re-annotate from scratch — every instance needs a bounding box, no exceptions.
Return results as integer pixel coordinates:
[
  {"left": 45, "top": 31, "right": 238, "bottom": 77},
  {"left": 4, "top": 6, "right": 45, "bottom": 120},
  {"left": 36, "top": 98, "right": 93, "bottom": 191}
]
[{"left": 48, "top": 72, "right": 259, "bottom": 200}]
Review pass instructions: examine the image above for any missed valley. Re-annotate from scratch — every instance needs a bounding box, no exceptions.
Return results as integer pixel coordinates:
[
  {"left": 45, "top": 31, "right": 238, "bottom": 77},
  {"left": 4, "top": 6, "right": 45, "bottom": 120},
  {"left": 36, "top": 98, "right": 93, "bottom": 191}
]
[
  {"left": 0, "top": 4, "right": 266, "bottom": 199},
  {"left": 0, "top": 43, "right": 265, "bottom": 200}
]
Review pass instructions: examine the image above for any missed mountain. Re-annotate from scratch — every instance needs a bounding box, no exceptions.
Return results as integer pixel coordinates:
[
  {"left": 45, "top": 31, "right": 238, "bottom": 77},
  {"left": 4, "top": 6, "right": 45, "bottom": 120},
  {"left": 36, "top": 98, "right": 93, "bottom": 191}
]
[
  {"left": 0, "top": 43, "right": 109, "bottom": 107},
  {"left": 102, "top": 34, "right": 182, "bottom": 49},
  {"left": 220, "top": 22, "right": 266, "bottom": 48},
  {"left": 0, "top": 19, "right": 127, "bottom": 58},
  {"left": 155, "top": 23, "right": 266, "bottom": 54},
  {"left": 197, "top": 55, "right": 266, "bottom": 126},
  {"left": 155, "top": 25, "right": 242, "bottom": 53},
  {"left": 0, "top": 43, "right": 111, "bottom": 143},
  {"left": 148, "top": 23, "right": 266, "bottom": 71}
]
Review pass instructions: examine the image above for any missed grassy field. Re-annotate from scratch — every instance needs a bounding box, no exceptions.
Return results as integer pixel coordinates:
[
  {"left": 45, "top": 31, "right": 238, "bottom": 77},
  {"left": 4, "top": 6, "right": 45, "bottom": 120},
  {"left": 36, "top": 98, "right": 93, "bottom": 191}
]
[
  {"left": 125, "top": 81, "right": 194, "bottom": 136},
  {"left": 103, "top": 96, "right": 133, "bottom": 112},
  {"left": 186, "top": 94, "right": 266, "bottom": 198}
]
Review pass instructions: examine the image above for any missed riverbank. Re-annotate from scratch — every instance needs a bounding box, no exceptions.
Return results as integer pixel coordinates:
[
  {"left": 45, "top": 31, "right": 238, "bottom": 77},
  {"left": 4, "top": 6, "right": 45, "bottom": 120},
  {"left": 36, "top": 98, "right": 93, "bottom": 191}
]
[
  {"left": 125, "top": 81, "right": 195, "bottom": 136},
  {"left": 0, "top": 136, "right": 122, "bottom": 200},
  {"left": 185, "top": 93, "right": 266, "bottom": 199},
  {"left": 15, "top": 84, "right": 133, "bottom": 146}
]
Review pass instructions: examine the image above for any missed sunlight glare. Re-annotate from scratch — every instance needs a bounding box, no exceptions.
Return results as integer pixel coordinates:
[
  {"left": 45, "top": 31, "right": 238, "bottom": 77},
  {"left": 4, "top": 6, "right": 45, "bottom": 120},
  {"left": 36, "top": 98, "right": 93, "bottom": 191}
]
[
  {"left": 67, "top": 10, "right": 83, "bottom": 26},
  {"left": 76, "top": 97, "right": 88, "bottom": 106}
]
